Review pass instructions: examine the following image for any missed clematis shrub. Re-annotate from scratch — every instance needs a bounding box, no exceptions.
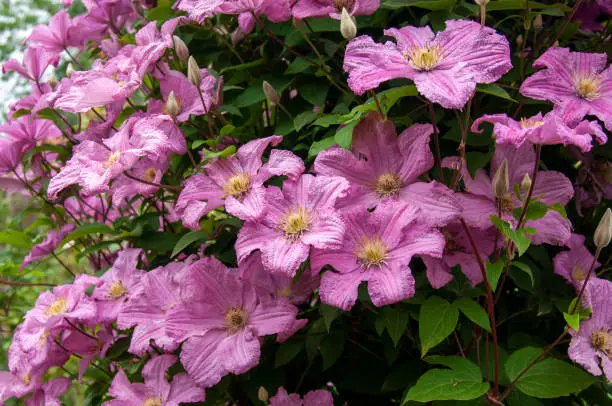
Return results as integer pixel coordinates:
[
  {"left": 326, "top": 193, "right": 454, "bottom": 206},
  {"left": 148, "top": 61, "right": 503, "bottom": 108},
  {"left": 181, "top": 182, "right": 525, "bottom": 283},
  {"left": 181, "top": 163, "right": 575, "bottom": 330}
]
[{"left": 1, "top": 0, "right": 612, "bottom": 404}]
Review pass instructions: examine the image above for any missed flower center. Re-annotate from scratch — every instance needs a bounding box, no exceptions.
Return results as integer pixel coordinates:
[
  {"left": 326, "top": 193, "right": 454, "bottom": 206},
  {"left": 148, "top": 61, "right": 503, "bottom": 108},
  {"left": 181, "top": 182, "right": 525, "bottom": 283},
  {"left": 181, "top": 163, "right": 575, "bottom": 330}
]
[
  {"left": 573, "top": 73, "right": 602, "bottom": 101},
  {"left": 22, "top": 372, "right": 31, "bottom": 385},
  {"left": 276, "top": 285, "right": 293, "bottom": 298},
  {"left": 374, "top": 172, "right": 403, "bottom": 198},
  {"left": 107, "top": 281, "right": 127, "bottom": 299},
  {"left": 224, "top": 307, "right": 248, "bottom": 334},
  {"left": 335, "top": 0, "right": 355, "bottom": 11},
  {"left": 591, "top": 329, "right": 612, "bottom": 353},
  {"left": 570, "top": 266, "right": 587, "bottom": 282},
  {"left": 443, "top": 230, "right": 460, "bottom": 254},
  {"left": 141, "top": 397, "right": 163, "bottom": 406},
  {"left": 356, "top": 236, "right": 388, "bottom": 269},
  {"left": 45, "top": 297, "right": 67, "bottom": 316},
  {"left": 103, "top": 152, "right": 121, "bottom": 169},
  {"left": 222, "top": 172, "right": 251, "bottom": 199},
  {"left": 520, "top": 117, "right": 545, "bottom": 129},
  {"left": 143, "top": 168, "right": 157, "bottom": 183},
  {"left": 497, "top": 192, "right": 515, "bottom": 213},
  {"left": 404, "top": 45, "right": 442, "bottom": 71},
  {"left": 279, "top": 206, "right": 311, "bottom": 241}
]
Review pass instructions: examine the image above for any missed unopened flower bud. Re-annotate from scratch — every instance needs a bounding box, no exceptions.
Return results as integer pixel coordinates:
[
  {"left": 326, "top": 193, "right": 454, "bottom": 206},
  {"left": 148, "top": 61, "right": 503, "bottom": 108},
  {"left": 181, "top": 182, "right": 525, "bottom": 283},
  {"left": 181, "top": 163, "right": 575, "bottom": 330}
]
[
  {"left": 173, "top": 35, "right": 189, "bottom": 63},
  {"left": 188, "top": 56, "right": 202, "bottom": 87},
  {"left": 533, "top": 14, "right": 543, "bottom": 32},
  {"left": 66, "top": 63, "right": 74, "bottom": 78},
  {"left": 340, "top": 8, "right": 357, "bottom": 40},
  {"left": 257, "top": 387, "right": 269, "bottom": 402},
  {"left": 516, "top": 34, "right": 524, "bottom": 47},
  {"left": 474, "top": 0, "right": 489, "bottom": 5},
  {"left": 552, "top": 40, "right": 559, "bottom": 47},
  {"left": 524, "top": 13, "right": 532, "bottom": 30},
  {"left": 131, "top": 0, "right": 145, "bottom": 17},
  {"left": 521, "top": 173, "right": 532, "bottom": 194},
  {"left": 48, "top": 72, "right": 58, "bottom": 88},
  {"left": 165, "top": 91, "right": 180, "bottom": 117},
  {"left": 263, "top": 80, "right": 280, "bottom": 106},
  {"left": 594, "top": 208, "right": 612, "bottom": 249},
  {"left": 492, "top": 159, "right": 509, "bottom": 199}
]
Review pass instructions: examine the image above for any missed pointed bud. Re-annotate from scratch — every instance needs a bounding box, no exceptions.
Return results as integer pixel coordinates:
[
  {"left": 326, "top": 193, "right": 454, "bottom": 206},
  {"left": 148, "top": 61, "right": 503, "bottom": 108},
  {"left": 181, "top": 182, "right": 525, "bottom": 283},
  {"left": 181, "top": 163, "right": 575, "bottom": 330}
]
[
  {"left": 262, "top": 80, "right": 280, "bottom": 106},
  {"left": 173, "top": 35, "right": 189, "bottom": 63},
  {"left": 516, "top": 34, "right": 524, "bottom": 47},
  {"left": 340, "top": 8, "right": 357, "bottom": 40},
  {"left": 48, "top": 72, "right": 58, "bottom": 89},
  {"left": 66, "top": 63, "right": 74, "bottom": 78},
  {"left": 474, "top": 0, "right": 489, "bottom": 5},
  {"left": 257, "top": 387, "right": 269, "bottom": 402},
  {"left": 187, "top": 56, "right": 202, "bottom": 87},
  {"left": 131, "top": 0, "right": 145, "bottom": 17},
  {"left": 594, "top": 208, "right": 612, "bottom": 249},
  {"left": 520, "top": 173, "right": 532, "bottom": 194},
  {"left": 492, "top": 159, "right": 509, "bottom": 200},
  {"left": 533, "top": 14, "right": 543, "bottom": 32},
  {"left": 165, "top": 91, "right": 180, "bottom": 117}
]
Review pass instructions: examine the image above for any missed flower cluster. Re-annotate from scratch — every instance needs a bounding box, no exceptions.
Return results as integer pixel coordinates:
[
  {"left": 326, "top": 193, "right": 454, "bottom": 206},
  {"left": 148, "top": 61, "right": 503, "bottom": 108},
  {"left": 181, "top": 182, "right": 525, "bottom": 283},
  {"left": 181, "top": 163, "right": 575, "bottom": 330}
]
[{"left": 0, "top": 0, "right": 610, "bottom": 404}]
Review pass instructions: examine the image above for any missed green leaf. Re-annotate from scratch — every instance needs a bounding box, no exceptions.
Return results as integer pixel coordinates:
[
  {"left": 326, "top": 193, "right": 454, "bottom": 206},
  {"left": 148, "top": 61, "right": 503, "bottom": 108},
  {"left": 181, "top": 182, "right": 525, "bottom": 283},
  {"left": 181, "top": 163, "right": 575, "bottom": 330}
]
[
  {"left": 513, "top": 201, "right": 549, "bottom": 222},
  {"left": 549, "top": 203, "right": 568, "bottom": 219},
  {"left": 454, "top": 298, "right": 491, "bottom": 332},
  {"left": 294, "top": 110, "right": 319, "bottom": 132},
  {"left": 403, "top": 356, "right": 489, "bottom": 403},
  {"left": 505, "top": 347, "right": 596, "bottom": 398},
  {"left": 308, "top": 136, "right": 336, "bottom": 158},
  {"left": 320, "top": 303, "right": 340, "bottom": 332},
  {"left": 382, "top": 307, "right": 410, "bottom": 347},
  {"left": 0, "top": 230, "right": 32, "bottom": 249},
  {"left": 486, "top": 260, "right": 504, "bottom": 292},
  {"left": 320, "top": 331, "right": 346, "bottom": 370},
  {"left": 334, "top": 120, "right": 359, "bottom": 150},
  {"left": 285, "top": 58, "right": 312, "bottom": 74},
  {"left": 419, "top": 296, "right": 459, "bottom": 356},
  {"left": 203, "top": 145, "right": 236, "bottom": 159},
  {"left": 563, "top": 312, "right": 580, "bottom": 331},
  {"left": 312, "top": 114, "right": 343, "bottom": 128},
  {"left": 486, "top": 0, "right": 571, "bottom": 12},
  {"left": 511, "top": 261, "right": 534, "bottom": 288},
  {"left": 477, "top": 84, "right": 517, "bottom": 102},
  {"left": 171, "top": 230, "right": 209, "bottom": 258},
  {"left": 383, "top": 0, "right": 457, "bottom": 11},
  {"left": 490, "top": 215, "right": 532, "bottom": 256},
  {"left": 275, "top": 341, "right": 304, "bottom": 367},
  {"left": 300, "top": 82, "right": 329, "bottom": 106},
  {"left": 62, "top": 223, "right": 115, "bottom": 246}
]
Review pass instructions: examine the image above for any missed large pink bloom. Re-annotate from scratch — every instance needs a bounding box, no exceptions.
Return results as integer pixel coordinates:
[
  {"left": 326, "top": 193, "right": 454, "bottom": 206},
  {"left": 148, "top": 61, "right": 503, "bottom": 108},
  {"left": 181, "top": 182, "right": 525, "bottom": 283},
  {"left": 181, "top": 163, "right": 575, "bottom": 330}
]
[
  {"left": 313, "top": 112, "right": 459, "bottom": 226},
  {"left": 236, "top": 173, "right": 349, "bottom": 276},
  {"left": 270, "top": 387, "right": 334, "bottom": 406},
  {"left": 553, "top": 233, "right": 601, "bottom": 290},
  {"left": 177, "top": 136, "right": 304, "bottom": 228},
  {"left": 26, "top": 10, "right": 81, "bottom": 55},
  {"left": 311, "top": 203, "right": 445, "bottom": 310},
  {"left": 293, "top": 0, "right": 379, "bottom": 20},
  {"left": 104, "top": 355, "right": 204, "bottom": 406},
  {"left": 520, "top": 47, "right": 611, "bottom": 131},
  {"left": 448, "top": 143, "right": 574, "bottom": 246},
  {"left": 344, "top": 20, "right": 511, "bottom": 108},
  {"left": 472, "top": 111, "right": 607, "bottom": 152},
  {"left": 166, "top": 257, "right": 298, "bottom": 387}
]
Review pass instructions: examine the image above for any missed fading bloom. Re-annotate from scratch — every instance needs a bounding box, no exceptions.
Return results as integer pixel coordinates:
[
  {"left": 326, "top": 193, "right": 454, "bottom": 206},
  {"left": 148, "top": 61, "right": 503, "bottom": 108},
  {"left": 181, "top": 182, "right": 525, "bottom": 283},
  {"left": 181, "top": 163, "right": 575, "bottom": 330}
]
[
  {"left": 236, "top": 174, "right": 349, "bottom": 276},
  {"left": 554, "top": 234, "right": 601, "bottom": 289},
  {"left": 103, "top": 355, "right": 204, "bottom": 406},
  {"left": 344, "top": 20, "right": 511, "bottom": 108},
  {"left": 447, "top": 142, "right": 574, "bottom": 246},
  {"left": 2, "top": 46, "right": 59, "bottom": 82},
  {"left": 311, "top": 203, "right": 445, "bottom": 310},
  {"left": 314, "top": 112, "right": 459, "bottom": 226},
  {"left": 177, "top": 136, "right": 304, "bottom": 228},
  {"left": 472, "top": 111, "right": 607, "bottom": 151},
  {"left": 520, "top": 47, "right": 611, "bottom": 131},
  {"left": 166, "top": 257, "right": 298, "bottom": 387},
  {"left": 21, "top": 224, "right": 76, "bottom": 270},
  {"left": 269, "top": 387, "right": 334, "bottom": 406},
  {"left": 293, "top": 0, "right": 379, "bottom": 20},
  {"left": 568, "top": 278, "right": 612, "bottom": 381}
]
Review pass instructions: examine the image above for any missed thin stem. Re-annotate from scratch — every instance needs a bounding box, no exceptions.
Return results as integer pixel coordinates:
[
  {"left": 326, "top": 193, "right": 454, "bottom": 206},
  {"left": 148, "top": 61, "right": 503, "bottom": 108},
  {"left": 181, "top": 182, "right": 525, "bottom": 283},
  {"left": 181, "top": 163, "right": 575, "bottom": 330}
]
[
  {"left": 570, "top": 247, "right": 602, "bottom": 314},
  {"left": 51, "top": 252, "right": 76, "bottom": 277},
  {"left": 123, "top": 171, "right": 182, "bottom": 191},
  {"left": 427, "top": 102, "right": 444, "bottom": 183},
  {"left": 63, "top": 46, "right": 84, "bottom": 70},
  {"left": 551, "top": 0, "right": 584, "bottom": 45},
  {"left": 480, "top": 5, "right": 486, "bottom": 27},
  {"left": 517, "top": 144, "right": 542, "bottom": 229},
  {"left": 369, "top": 90, "right": 386, "bottom": 121},
  {"left": 0, "top": 279, "right": 56, "bottom": 287},
  {"left": 295, "top": 22, "right": 328, "bottom": 70},
  {"left": 460, "top": 218, "right": 500, "bottom": 397},
  {"left": 64, "top": 318, "right": 97, "bottom": 341},
  {"left": 196, "top": 88, "right": 215, "bottom": 139}
]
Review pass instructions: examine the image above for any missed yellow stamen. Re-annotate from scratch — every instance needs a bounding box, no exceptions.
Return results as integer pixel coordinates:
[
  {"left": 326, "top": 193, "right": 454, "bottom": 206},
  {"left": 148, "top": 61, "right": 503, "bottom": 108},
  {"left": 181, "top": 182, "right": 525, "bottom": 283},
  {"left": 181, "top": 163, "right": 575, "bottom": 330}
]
[
  {"left": 404, "top": 45, "right": 442, "bottom": 71},
  {"left": 22, "top": 372, "right": 31, "bottom": 385},
  {"left": 141, "top": 397, "right": 163, "bottom": 406},
  {"left": 374, "top": 172, "right": 403, "bottom": 198},
  {"left": 224, "top": 307, "right": 248, "bottom": 334},
  {"left": 356, "top": 236, "right": 388, "bottom": 269},
  {"left": 222, "top": 172, "right": 251, "bottom": 199},
  {"left": 520, "top": 117, "right": 545, "bottom": 129},
  {"left": 573, "top": 73, "right": 602, "bottom": 101},
  {"left": 45, "top": 297, "right": 67, "bottom": 316},
  {"left": 279, "top": 206, "right": 311, "bottom": 241},
  {"left": 107, "top": 281, "right": 127, "bottom": 299},
  {"left": 143, "top": 168, "right": 157, "bottom": 183},
  {"left": 571, "top": 266, "right": 587, "bottom": 282},
  {"left": 103, "top": 152, "right": 121, "bottom": 169},
  {"left": 443, "top": 230, "right": 459, "bottom": 254},
  {"left": 276, "top": 285, "right": 293, "bottom": 298},
  {"left": 497, "top": 192, "right": 515, "bottom": 213},
  {"left": 591, "top": 329, "right": 611, "bottom": 353}
]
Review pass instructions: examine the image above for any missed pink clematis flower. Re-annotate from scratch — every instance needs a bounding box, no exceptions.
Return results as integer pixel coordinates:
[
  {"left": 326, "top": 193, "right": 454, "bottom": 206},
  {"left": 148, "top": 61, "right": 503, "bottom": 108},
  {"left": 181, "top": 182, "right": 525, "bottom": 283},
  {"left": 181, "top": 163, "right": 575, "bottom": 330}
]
[
  {"left": 174, "top": 0, "right": 226, "bottom": 22},
  {"left": 132, "top": 18, "right": 184, "bottom": 77},
  {"left": 568, "top": 278, "right": 612, "bottom": 381},
  {"left": 75, "top": 0, "right": 136, "bottom": 42},
  {"left": 2, "top": 46, "right": 59, "bottom": 83},
  {"left": 176, "top": 136, "right": 304, "bottom": 228},
  {"left": 61, "top": 326, "right": 117, "bottom": 380},
  {"left": 314, "top": 112, "right": 459, "bottom": 226},
  {"left": 21, "top": 224, "right": 76, "bottom": 270},
  {"left": 270, "top": 387, "right": 334, "bottom": 406},
  {"left": 24, "top": 377, "right": 71, "bottom": 406},
  {"left": 344, "top": 20, "right": 512, "bottom": 108},
  {"left": 553, "top": 233, "right": 601, "bottom": 290},
  {"left": 103, "top": 355, "right": 204, "bottom": 406},
  {"left": 447, "top": 143, "right": 574, "bottom": 246},
  {"left": 311, "top": 203, "right": 444, "bottom": 310},
  {"left": 422, "top": 222, "right": 496, "bottom": 288},
  {"left": 26, "top": 10, "right": 81, "bottom": 55},
  {"left": 472, "top": 111, "right": 607, "bottom": 152},
  {"left": 236, "top": 173, "right": 349, "bottom": 276},
  {"left": 92, "top": 249, "right": 145, "bottom": 322},
  {"left": 293, "top": 0, "right": 379, "bottom": 20},
  {"left": 520, "top": 47, "right": 611, "bottom": 131},
  {"left": 111, "top": 157, "right": 169, "bottom": 204},
  {"left": 117, "top": 259, "right": 197, "bottom": 356},
  {"left": 166, "top": 257, "right": 299, "bottom": 387}
]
